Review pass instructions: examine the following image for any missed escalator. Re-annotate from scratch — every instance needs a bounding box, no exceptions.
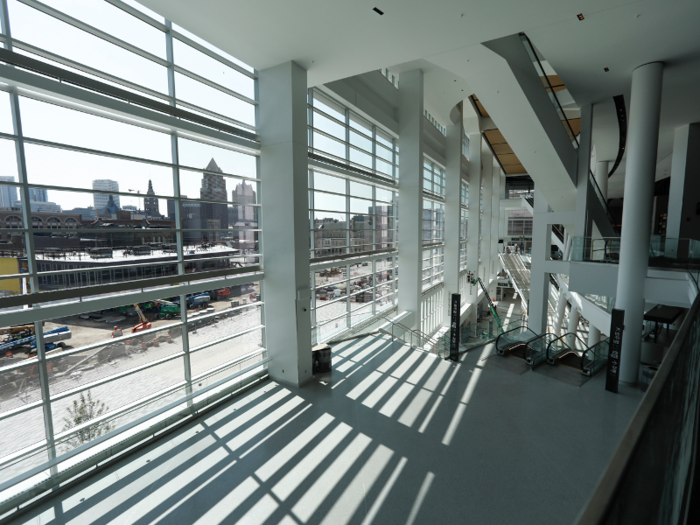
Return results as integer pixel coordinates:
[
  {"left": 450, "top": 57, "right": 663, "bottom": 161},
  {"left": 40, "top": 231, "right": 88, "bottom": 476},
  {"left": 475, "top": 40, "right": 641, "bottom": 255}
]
[
  {"left": 495, "top": 326, "right": 539, "bottom": 358},
  {"left": 523, "top": 332, "right": 559, "bottom": 368},
  {"left": 546, "top": 332, "right": 593, "bottom": 370},
  {"left": 493, "top": 326, "right": 609, "bottom": 378}
]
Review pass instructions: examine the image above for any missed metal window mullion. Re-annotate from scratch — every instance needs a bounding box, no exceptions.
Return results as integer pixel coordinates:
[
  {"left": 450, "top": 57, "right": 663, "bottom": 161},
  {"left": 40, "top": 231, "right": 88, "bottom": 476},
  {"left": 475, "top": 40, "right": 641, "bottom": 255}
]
[
  {"left": 345, "top": 178, "right": 350, "bottom": 257},
  {"left": 345, "top": 264, "right": 351, "bottom": 327},
  {"left": 165, "top": 21, "right": 192, "bottom": 399},
  {"left": 32, "top": 323, "right": 57, "bottom": 473},
  {"left": 371, "top": 258, "right": 377, "bottom": 317},
  {"left": 9, "top": 76, "right": 57, "bottom": 468},
  {"left": 309, "top": 169, "right": 315, "bottom": 256}
]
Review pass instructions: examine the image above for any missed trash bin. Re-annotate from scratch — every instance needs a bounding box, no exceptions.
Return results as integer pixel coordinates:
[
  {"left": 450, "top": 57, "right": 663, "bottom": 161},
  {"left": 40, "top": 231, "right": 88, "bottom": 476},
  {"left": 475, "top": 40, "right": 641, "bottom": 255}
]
[
  {"left": 312, "top": 344, "right": 332, "bottom": 374},
  {"left": 641, "top": 365, "right": 658, "bottom": 393}
]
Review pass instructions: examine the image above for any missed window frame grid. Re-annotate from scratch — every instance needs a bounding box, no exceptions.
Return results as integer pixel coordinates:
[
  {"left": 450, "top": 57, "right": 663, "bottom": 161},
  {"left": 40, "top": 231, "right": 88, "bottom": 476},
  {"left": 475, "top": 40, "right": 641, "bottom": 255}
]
[{"left": 0, "top": 0, "right": 267, "bottom": 497}]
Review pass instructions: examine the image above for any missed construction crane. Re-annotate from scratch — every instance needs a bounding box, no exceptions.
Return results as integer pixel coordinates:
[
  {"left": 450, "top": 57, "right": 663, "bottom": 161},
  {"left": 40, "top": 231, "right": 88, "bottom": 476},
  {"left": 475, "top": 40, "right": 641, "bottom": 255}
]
[
  {"left": 131, "top": 304, "right": 152, "bottom": 333},
  {"left": 472, "top": 277, "right": 504, "bottom": 334}
]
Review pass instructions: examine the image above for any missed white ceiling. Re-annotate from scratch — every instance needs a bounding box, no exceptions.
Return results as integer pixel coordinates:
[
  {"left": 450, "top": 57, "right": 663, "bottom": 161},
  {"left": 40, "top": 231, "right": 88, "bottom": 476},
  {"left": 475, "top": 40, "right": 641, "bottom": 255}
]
[{"left": 140, "top": 0, "right": 700, "bottom": 199}]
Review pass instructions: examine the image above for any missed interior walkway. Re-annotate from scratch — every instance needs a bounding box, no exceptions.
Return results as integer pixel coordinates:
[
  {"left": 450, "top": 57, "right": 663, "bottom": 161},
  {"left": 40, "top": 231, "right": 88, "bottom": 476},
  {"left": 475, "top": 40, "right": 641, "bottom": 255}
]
[{"left": 10, "top": 334, "right": 643, "bottom": 525}]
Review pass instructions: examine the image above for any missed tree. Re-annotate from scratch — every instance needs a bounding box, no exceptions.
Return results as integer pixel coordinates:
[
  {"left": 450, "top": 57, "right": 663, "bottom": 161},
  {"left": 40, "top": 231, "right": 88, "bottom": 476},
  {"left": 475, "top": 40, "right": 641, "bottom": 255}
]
[{"left": 62, "top": 390, "right": 114, "bottom": 449}]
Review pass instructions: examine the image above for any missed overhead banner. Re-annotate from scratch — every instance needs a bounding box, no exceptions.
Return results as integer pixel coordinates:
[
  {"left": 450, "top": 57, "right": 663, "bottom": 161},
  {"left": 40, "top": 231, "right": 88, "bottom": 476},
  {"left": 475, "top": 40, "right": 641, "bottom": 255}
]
[
  {"left": 450, "top": 293, "right": 460, "bottom": 362},
  {"left": 606, "top": 308, "right": 625, "bottom": 393}
]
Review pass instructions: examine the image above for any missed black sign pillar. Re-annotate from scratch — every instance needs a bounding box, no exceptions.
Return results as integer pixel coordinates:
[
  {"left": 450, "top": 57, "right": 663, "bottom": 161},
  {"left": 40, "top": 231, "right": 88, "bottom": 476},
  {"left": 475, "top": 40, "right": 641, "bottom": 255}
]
[
  {"left": 450, "top": 294, "right": 461, "bottom": 362},
  {"left": 606, "top": 308, "right": 625, "bottom": 393}
]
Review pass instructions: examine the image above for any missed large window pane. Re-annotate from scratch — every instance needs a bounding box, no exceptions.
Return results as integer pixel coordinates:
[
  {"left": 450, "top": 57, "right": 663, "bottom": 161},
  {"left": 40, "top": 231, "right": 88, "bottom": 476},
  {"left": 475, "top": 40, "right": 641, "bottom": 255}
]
[
  {"left": 0, "top": 92, "right": 13, "bottom": 135},
  {"left": 312, "top": 132, "right": 346, "bottom": 159},
  {"left": 24, "top": 143, "right": 174, "bottom": 197},
  {"left": 314, "top": 191, "right": 346, "bottom": 212},
  {"left": 0, "top": 139, "right": 18, "bottom": 182},
  {"left": 175, "top": 72, "right": 255, "bottom": 127},
  {"left": 8, "top": 0, "right": 167, "bottom": 93},
  {"left": 313, "top": 113, "right": 345, "bottom": 140},
  {"left": 173, "top": 39, "right": 253, "bottom": 98},
  {"left": 178, "top": 138, "right": 257, "bottom": 178},
  {"left": 39, "top": 0, "right": 166, "bottom": 58},
  {"left": 19, "top": 98, "right": 171, "bottom": 163},
  {"left": 173, "top": 24, "right": 254, "bottom": 74},
  {"left": 313, "top": 173, "right": 345, "bottom": 194}
]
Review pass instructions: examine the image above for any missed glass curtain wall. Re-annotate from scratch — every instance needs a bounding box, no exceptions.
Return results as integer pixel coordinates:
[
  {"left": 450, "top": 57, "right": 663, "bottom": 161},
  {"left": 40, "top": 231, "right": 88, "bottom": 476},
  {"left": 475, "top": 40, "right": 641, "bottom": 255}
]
[
  {"left": 307, "top": 90, "right": 400, "bottom": 343},
  {"left": 0, "top": 0, "right": 265, "bottom": 499},
  {"left": 310, "top": 256, "right": 398, "bottom": 343},
  {"left": 308, "top": 89, "right": 399, "bottom": 181},
  {"left": 422, "top": 198, "right": 445, "bottom": 290},
  {"left": 460, "top": 180, "right": 468, "bottom": 271},
  {"left": 423, "top": 158, "right": 445, "bottom": 198}
]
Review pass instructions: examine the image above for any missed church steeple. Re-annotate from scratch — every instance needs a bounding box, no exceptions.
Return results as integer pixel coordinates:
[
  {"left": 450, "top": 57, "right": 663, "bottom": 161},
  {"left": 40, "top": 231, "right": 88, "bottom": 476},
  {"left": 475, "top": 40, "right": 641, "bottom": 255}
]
[{"left": 144, "top": 179, "right": 160, "bottom": 217}]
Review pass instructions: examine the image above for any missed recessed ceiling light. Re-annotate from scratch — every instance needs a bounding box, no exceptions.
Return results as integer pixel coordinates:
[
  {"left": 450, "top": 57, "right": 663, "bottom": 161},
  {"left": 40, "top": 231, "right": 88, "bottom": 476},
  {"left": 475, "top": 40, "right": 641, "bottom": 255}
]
[
  {"left": 373, "top": 7, "right": 384, "bottom": 15},
  {"left": 577, "top": 13, "right": 585, "bottom": 20},
  {"left": 604, "top": 67, "right": 610, "bottom": 72}
]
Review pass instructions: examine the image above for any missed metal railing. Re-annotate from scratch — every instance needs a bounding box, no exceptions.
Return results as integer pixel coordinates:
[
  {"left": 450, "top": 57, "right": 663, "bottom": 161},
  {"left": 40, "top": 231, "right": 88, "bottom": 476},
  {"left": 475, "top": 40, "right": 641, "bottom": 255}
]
[
  {"left": 576, "top": 289, "right": 700, "bottom": 524},
  {"left": 379, "top": 315, "right": 442, "bottom": 354}
]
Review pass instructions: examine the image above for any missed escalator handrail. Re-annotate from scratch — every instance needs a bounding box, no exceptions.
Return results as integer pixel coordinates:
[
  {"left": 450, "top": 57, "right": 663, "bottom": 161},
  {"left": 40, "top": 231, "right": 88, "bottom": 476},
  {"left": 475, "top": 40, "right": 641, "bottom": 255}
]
[
  {"left": 523, "top": 332, "right": 558, "bottom": 361},
  {"left": 607, "top": 94, "right": 627, "bottom": 179},
  {"left": 588, "top": 170, "right": 620, "bottom": 236},
  {"left": 581, "top": 338, "right": 610, "bottom": 369},
  {"left": 519, "top": 33, "right": 579, "bottom": 147},
  {"left": 546, "top": 331, "right": 587, "bottom": 362},
  {"left": 495, "top": 326, "right": 537, "bottom": 351}
]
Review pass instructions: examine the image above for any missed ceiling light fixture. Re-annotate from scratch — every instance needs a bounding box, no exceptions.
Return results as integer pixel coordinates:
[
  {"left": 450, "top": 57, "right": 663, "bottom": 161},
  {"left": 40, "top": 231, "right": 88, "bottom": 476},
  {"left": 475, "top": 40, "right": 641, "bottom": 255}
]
[
  {"left": 373, "top": 7, "right": 384, "bottom": 15},
  {"left": 577, "top": 13, "right": 585, "bottom": 20}
]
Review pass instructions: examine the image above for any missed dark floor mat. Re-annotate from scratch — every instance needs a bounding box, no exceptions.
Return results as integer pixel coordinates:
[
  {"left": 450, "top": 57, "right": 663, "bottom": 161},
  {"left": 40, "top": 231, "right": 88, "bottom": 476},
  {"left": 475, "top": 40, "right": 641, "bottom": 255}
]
[
  {"left": 559, "top": 353, "right": 583, "bottom": 370},
  {"left": 486, "top": 354, "right": 531, "bottom": 375},
  {"left": 533, "top": 362, "right": 593, "bottom": 387}
]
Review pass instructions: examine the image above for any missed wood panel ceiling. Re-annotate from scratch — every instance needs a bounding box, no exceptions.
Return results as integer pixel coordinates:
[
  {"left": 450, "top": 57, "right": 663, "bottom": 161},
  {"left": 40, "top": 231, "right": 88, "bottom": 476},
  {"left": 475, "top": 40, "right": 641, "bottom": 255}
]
[{"left": 474, "top": 82, "right": 579, "bottom": 176}]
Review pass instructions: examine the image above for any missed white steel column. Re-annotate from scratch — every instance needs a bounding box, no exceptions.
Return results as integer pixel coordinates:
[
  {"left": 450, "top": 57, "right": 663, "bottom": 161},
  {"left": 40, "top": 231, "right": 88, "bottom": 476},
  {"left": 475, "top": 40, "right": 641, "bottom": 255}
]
[
  {"left": 397, "top": 69, "right": 424, "bottom": 329},
  {"left": 490, "top": 158, "right": 501, "bottom": 289},
  {"left": 528, "top": 186, "right": 552, "bottom": 334},
  {"left": 443, "top": 106, "right": 463, "bottom": 323},
  {"left": 480, "top": 144, "right": 493, "bottom": 287},
  {"left": 595, "top": 161, "right": 609, "bottom": 202},
  {"left": 588, "top": 325, "right": 601, "bottom": 347},
  {"left": 554, "top": 294, "right": 568, "bottom": 335},
  {"left": 259, "top": 61, "right": 312, "bottom": 387},
  {"left": 566, "top": 308, "right": 581, "bottom": 348},
  {"left": 617, "top": 62, "right": 664, "bottom": 385},
  {"left": 466, "top": 132, "right": 482, "bottom": 320}
]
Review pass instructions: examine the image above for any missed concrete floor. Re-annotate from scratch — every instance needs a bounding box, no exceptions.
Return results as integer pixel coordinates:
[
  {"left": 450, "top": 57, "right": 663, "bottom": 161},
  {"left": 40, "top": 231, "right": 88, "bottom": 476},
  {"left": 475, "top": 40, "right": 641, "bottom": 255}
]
[{"left": 10, "top": 334, "right": 643, "bottom": 525}]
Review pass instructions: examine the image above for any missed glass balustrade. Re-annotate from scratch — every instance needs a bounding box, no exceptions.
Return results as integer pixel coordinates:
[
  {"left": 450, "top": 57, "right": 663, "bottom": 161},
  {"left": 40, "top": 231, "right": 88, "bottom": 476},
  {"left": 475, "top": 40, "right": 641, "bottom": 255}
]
[
  {"left": 571, "top": 236, "right": 700, "bottom": 274},
  {"left": 581, "top": 338, "right": 610, "bottom": 377}
]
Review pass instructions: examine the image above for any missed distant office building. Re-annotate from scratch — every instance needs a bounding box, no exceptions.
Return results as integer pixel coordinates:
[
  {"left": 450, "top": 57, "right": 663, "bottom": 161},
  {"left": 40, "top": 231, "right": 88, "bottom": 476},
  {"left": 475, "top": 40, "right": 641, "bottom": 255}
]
[
  {"left": 28, "top": 188, "right": 48, "bottom": 202},
  {"left": 144, "top": 180, "right": 160, "bottom": 217},
  {"left": 98, "top": 195, "right": 120, "bottom": 218},
  {"left": 230, "top": 180, "right": 257, "bottom": 250},
  {"left": 67, "top": 206, "right": 97, "bottom": 221},
  {"left": 92, "top": 179, "right": 120, "bottom": 211},
  {"left": 199, "top": 159, "right": 228, "bottom": 241},
  {"left": 29, "top": 201, "right": 61, "bottom": 213},
  {"left": 0, "top": 176, "right": 18, "bottom": 208}
]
